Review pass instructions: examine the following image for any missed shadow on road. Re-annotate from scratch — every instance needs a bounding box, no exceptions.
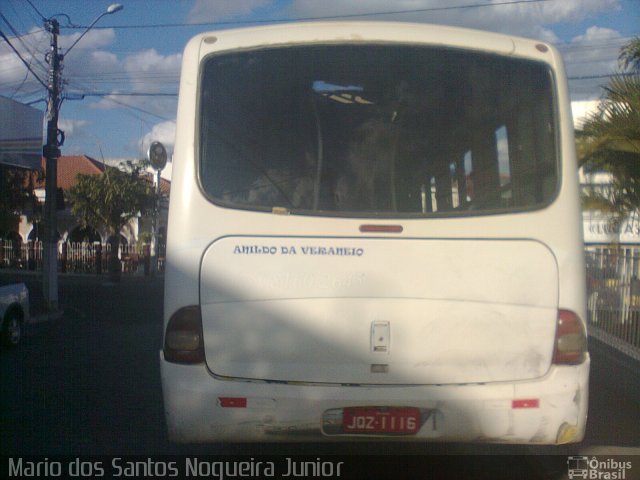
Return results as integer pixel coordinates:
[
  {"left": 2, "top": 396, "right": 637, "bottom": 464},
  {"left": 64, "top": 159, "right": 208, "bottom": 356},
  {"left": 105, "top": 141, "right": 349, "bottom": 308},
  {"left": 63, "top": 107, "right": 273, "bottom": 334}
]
[{"left": 1, "top": 271, "right": 638, "bottom": 469}]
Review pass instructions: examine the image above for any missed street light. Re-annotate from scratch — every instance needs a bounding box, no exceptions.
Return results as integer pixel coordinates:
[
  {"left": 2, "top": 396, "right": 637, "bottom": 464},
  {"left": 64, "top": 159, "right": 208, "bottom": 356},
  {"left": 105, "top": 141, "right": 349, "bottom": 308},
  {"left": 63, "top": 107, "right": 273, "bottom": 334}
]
[
  {"left": 65, "top": 4, "right": 123, "bottom": 55},
  {"left": 42, "top": 4, "right": 124, "bottom": 311}
]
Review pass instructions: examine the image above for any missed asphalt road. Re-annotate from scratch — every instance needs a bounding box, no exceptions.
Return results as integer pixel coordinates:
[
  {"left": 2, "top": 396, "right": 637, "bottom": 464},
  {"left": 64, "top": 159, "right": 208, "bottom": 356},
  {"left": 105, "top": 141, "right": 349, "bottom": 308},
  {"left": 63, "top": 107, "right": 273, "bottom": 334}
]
[{"left": 1, "top": 273, "right": 638, "bottom": 477}]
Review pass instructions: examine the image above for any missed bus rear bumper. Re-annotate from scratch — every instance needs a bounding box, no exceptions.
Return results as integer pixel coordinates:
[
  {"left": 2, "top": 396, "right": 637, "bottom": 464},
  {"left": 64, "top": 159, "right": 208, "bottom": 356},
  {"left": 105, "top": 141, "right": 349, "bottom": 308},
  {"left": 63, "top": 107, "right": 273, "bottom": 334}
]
[{"left": 160, "top": 352, "right": 589, "bottom": 445}]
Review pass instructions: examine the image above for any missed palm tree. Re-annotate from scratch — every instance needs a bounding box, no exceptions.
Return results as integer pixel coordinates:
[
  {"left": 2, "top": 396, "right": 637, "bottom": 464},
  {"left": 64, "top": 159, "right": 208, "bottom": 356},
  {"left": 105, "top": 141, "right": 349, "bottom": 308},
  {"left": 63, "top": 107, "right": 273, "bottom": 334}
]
[
  {"left": 577, "top": 37, "right": 640, "bottom": 223},
  {"left": 619, "top": 37, "right": 640, "bottom": 72}
]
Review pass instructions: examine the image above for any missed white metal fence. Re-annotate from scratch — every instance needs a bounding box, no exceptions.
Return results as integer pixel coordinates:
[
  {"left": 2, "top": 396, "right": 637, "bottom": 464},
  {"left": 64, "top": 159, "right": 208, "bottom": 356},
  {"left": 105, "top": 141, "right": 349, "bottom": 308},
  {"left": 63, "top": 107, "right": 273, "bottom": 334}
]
[
  {"left": 0, "top": 239, "right": 163, "bottom": 274},
  {"left": 586, "top": 246, "right": 640, "bottom": 358}
]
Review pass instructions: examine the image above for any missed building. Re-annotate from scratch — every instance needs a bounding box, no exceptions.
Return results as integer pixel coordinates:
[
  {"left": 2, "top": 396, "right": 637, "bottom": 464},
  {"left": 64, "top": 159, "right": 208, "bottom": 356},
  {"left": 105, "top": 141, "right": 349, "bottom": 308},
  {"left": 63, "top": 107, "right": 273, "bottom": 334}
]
[
  {"left": 580, "top": 169, "right": 640, "bottom": 246},
  {"left": 8, "top": 155, "right": 169, "bottom": 248}
]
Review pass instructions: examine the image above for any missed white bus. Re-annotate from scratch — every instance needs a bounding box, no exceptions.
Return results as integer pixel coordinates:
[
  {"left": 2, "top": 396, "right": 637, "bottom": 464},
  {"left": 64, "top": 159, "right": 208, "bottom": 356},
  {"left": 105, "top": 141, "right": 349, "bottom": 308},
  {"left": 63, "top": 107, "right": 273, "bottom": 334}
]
[{"left": 161, "top": 22, "right": 589, "bottom": 444}]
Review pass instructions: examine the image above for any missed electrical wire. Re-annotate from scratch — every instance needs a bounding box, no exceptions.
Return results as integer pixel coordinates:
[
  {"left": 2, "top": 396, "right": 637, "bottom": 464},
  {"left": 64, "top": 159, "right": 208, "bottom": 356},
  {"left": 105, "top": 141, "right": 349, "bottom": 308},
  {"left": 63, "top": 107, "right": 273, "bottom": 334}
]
[
  {"left": 2, "top": 0, "right": 637, "bottom": 115},
  {"left": 65, "top": 77, "right": 175, "bottom": 122},
  {"left": 568, "top": 72, "right": 637, "bottom": 80},
  {"left": 98, "top": 95, "right": 175, "bottom": 122},
  {"left": 0, "top": 28, "right": 48, "bottom": 89},
  {"left": 65, "top": 0, "right": 554, "bottom": 29},
  {"left": 24, "top": 0, "right": 47, "bottom": 22},
  {"left": 74, "top": 92, "right": 177, "bottom": 97},
  {"left": 9, "top": 52, "right": 35, "bottom": 98},
  {"left": 0, "top": 12, "right": 49, "bottom": 78},
  {"left": 0, "top": 28, "right": 46, "bottom": 40}
]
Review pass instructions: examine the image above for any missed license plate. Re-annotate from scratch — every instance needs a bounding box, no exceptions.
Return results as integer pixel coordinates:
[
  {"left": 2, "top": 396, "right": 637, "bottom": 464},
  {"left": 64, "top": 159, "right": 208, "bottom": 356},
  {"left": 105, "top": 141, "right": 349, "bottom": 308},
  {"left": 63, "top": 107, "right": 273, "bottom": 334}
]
[{"left": 342, "top": 407, "right": 421, "bottom": 434}]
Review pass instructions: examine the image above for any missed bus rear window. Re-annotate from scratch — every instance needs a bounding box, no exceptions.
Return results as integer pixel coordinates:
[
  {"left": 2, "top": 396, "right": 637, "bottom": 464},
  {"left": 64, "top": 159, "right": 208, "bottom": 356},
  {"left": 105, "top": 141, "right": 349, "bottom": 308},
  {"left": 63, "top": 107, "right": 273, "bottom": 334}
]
[{"left": 198, "top": 45, "right": 558, "bottom": 216}]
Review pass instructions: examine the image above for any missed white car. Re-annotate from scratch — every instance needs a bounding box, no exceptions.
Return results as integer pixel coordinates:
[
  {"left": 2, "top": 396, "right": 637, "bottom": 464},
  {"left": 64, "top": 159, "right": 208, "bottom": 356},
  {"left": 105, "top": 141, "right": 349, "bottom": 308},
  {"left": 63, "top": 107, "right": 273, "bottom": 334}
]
[{"left": 0, "top": 282, "right": 30, "bottom": 347}]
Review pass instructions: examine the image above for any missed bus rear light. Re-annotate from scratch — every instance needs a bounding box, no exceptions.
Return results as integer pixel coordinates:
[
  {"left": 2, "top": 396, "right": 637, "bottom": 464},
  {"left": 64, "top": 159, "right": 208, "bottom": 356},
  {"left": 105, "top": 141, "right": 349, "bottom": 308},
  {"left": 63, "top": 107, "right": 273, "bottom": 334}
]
[
  {"left": 512, "top": 399, "right": 539, "bottom": 409},
  {"left": 359, "top": 224, "right": 403, "bottom": 233},
  {"left": 218, "top": 397, "right": 248, "bottom": 408},
  {"left": 552, "top": 309, "right": 587, "bottom": 365},
  {"left": 164, "top": 305, "right": 205, "bottom": 364}
]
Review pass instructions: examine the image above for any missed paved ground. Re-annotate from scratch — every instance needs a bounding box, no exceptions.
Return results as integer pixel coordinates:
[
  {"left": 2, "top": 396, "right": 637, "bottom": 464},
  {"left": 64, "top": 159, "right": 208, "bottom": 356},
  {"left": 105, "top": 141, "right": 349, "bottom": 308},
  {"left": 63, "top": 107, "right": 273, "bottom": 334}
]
[{"left": 0, "top": 270, "right": 638, "bottom": 478}]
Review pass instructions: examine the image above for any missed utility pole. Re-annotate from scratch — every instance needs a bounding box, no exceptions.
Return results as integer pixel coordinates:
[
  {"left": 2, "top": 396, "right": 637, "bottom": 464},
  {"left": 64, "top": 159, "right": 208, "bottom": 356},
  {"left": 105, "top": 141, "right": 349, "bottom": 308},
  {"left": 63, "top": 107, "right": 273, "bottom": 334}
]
[
  {"left": 40, "top": 5, "right": 123, "bottom": 310},
  {"left": 42, "top": 18, "right": 61, "bottom": 312}
]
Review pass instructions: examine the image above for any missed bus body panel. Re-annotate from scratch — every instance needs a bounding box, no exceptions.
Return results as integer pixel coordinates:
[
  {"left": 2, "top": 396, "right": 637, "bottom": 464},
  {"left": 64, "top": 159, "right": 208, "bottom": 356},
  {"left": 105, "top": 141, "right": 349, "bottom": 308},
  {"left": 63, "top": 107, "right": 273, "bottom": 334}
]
[
  {"left": 161, "top": 354, "right": 589, "bottom": 444},
  {"left": 202, "top": 298, "right": 558, "bottom": 385},
  {"left": 200, "top": 237, "right": 558, "bottom": 384},
  {"left": 201, "top": 237, "right": 558, "bottom": 305}
]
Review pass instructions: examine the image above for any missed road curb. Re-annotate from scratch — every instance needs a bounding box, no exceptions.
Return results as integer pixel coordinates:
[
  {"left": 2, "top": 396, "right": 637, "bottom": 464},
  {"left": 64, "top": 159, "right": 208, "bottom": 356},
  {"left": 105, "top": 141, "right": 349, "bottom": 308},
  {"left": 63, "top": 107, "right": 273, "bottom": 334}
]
[{"left": 30, "top": 309, "right": 64, "bottom": 324}]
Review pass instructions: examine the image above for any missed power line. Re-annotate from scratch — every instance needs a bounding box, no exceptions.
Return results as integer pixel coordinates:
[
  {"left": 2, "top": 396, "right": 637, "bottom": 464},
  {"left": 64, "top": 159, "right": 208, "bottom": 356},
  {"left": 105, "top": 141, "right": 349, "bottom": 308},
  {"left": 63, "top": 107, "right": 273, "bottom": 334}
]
[
  {"left": 72, "top": 92, "right": 177, "bottom": 97},
  {"left": 64, "top": 0, "right": 553, "bottom": 29},
  {"left": 25, "top": 97, "right": 46, "bottom": 106},
  {"left": 0, "top": 28, "right": 46, "bottom": 39},
  {"left": 10, "top": 51, "right": 36, "bottom": 98},
  {"left": 6, "top": 0, "right": 42, "bottom": 34},
  {"left": 2, "top": 0, "right": 635, "bottom": 107},
  {"left": 0, "top": 12, "right": 49, "bottom": 77},
  {"left": 0, "top": 28, "right": 47, "bottom": 89},
  {"left": 67, "top": 73, "right": 635, "bottom": 94},
  {"left": 65, "top": 77, "right": 175, "bottom": 122},
  {"left": 557, "top": 40, "right": 636, "bottom": 53},
  {"left": 568, "top": 72, "right": 637, "bottom": 80},
  {"left": 98, "top": 95, "right": 175, "bottom": 122},
  {"left": 24, "top": 0, "right": 47, "bottom": 22}
]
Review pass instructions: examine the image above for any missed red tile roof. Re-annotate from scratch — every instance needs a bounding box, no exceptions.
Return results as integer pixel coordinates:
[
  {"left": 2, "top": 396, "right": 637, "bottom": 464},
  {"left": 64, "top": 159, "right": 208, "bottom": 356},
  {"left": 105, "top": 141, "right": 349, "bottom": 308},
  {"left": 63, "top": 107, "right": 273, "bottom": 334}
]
[
  {"left": 36, "top": 155, "right": 170, "bottom": 194},
  {"left": 142, "top": 172, "right": 171, "bottom": 195},
  {"left": 37, "top": 155, "right": 106, "bottom": 190}
]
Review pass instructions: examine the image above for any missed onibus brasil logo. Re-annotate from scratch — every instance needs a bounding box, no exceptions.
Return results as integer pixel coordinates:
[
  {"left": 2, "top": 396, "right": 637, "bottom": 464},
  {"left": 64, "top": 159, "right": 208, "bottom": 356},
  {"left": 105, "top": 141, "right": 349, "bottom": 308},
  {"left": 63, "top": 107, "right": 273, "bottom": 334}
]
[{"left": 568, "top": 456, "right": 633, "bottom": 479}]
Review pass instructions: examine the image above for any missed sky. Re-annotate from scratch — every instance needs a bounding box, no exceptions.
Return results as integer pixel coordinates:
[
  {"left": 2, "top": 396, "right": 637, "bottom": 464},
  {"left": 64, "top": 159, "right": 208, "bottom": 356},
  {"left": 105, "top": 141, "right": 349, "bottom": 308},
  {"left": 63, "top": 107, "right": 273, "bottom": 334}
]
[{"left": 1, "top": 0, "right": 639, "bottom": 177}]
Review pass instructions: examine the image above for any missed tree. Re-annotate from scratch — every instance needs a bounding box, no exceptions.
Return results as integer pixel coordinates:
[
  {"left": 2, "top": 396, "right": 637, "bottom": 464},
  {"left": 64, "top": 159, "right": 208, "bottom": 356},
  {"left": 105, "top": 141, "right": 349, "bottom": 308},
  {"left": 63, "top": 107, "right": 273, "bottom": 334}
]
[
  {"left": 67, "top": 160, "right": 157, "bottom": 279},
  {"left": 577, "top": 37, "right": 640, "bottom": 223},
  {"left": 619, "top": 37, "right": 640, "bottom": 72},
  {"left": 0, "top": 165, "right": 39, "bottom": 236}
]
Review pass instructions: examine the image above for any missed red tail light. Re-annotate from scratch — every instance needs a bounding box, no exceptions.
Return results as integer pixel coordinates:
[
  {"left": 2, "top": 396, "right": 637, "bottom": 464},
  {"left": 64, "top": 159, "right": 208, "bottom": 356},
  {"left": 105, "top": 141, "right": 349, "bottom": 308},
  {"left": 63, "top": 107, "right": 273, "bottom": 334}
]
[
  {"left": 359, "top": 224, "right": 404, "bottom": 233},
  {"left": 164, "top": 305, "right": 205, "bottom": 364},
  {"left": 552, "top": 309, "right": 587, "bottom": 365},
  {"left": 512, "top": 399, "right": 540, "bottom": 409},
  {"left": 219, "top": 397, "right": 247, "bottom": 408}
]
